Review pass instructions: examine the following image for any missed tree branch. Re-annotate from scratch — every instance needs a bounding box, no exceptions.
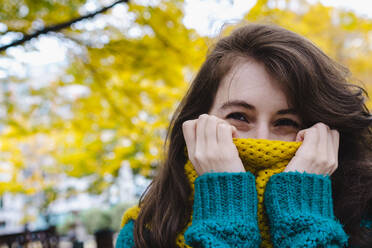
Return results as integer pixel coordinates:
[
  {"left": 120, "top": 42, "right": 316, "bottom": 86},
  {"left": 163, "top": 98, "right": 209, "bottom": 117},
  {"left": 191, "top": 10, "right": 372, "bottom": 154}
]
[{"left": 0, "top": 0, "right": 129, "bottom": 52}]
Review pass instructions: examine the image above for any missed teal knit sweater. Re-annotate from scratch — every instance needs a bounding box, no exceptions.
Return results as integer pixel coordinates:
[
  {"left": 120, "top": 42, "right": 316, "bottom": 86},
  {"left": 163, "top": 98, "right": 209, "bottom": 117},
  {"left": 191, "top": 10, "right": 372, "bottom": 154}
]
[{"left": 115, "top": 172, "right": 372, "bottom": 248}]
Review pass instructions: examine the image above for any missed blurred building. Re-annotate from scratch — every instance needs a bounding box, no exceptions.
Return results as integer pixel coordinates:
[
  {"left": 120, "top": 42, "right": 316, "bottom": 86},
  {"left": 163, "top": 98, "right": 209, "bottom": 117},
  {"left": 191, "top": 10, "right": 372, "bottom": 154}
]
[{"left": 0, "top": 161, "right": 150, "bottom": 235}]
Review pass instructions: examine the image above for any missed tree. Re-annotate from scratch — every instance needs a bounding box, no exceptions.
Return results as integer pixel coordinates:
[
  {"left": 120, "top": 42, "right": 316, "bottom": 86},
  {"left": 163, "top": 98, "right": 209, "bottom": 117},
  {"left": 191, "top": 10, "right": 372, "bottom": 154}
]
[
  {"left": 0, "top": 0, "right": 207, "bottom": 198},
  {"left": 0, "top": 0, "right": 371, "bottom": 208},
  {"left": 244, "top": 0, "right": 372, "bottom": 106}
]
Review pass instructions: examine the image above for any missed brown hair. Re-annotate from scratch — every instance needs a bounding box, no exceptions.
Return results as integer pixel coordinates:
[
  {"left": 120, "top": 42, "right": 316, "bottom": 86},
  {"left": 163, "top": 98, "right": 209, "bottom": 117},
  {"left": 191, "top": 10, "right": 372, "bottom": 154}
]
[{"left": 132, "top": 24, "right": 372, "bottom": 247}]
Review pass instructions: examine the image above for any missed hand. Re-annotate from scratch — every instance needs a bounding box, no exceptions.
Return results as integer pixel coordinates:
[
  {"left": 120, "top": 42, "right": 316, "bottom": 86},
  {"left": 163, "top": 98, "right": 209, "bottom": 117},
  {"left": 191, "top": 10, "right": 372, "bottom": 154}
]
[
  {"left": 284, "top": 122, "right": 339, "bottom": 176},
  {"left": 182, "top": 114, "right": 245, "bottom": 176}
]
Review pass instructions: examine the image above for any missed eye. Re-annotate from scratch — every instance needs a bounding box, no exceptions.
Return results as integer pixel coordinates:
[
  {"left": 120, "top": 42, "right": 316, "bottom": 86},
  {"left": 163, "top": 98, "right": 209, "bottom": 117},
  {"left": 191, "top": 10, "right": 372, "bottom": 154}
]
[
  {"left": 226, "top": 112, "right": 248, "bottom": 122},
  {"left": 275, "top": 118, "right": 300, "bottom": 128}
]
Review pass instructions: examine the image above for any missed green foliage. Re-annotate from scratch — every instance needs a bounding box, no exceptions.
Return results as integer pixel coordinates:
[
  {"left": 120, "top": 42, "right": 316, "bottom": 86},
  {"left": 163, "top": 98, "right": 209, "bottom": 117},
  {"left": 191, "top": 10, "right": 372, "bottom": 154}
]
[
  {"left": 57, "top": 213, "right": 76, "bottom": 236},
  {"left": 244, "top": 0, "right": 372, "bottom": 87},
  {"left": 57, "top": 203, "right": 131, "bottom": 235},
  {"left": 0, "top": 0, "right": 207, "bottom": 196},
  {"left": 81, "top": 208, "right": 112, "bottom": 234},
  {"left": 109, "top": 203, "right": 131, "bottom": 231},
  {"left": 0, "top": 0, "right": 87, "bottom": 33}
]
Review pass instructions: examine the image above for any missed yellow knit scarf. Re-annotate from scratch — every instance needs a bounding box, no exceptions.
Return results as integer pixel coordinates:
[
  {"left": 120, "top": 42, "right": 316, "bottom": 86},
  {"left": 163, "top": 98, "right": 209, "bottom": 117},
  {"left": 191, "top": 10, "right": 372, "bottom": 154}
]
[{"left": 120, "top": 138, "right": 301, "bottom": 247}]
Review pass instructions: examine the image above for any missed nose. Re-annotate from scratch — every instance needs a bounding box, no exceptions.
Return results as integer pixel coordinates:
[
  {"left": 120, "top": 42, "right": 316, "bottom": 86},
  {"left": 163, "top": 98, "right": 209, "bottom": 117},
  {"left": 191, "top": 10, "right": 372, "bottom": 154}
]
[{"left": 252, "top": 122, "right": 270, "bottom": 140}]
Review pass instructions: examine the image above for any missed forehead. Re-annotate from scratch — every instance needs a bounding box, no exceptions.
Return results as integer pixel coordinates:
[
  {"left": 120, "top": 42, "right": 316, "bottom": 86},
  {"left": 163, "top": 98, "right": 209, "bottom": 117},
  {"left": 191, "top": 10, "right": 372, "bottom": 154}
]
[{"left": 215, "top": 59, "right": 290, "bottom": 109}]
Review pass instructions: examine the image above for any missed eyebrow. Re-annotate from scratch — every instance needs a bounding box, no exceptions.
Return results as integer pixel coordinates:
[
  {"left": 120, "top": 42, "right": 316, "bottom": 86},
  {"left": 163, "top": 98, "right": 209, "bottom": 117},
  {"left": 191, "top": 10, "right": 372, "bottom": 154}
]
[{"left": 219, "top": 100, "right": 297, "bottom": 115}]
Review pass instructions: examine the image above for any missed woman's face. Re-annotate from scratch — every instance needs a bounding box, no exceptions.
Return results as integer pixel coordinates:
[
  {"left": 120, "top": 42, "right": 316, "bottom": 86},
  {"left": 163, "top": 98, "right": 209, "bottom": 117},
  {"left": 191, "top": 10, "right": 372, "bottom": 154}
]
[{"left": 209, "top": 58, "right": 302, "bottom": 141}]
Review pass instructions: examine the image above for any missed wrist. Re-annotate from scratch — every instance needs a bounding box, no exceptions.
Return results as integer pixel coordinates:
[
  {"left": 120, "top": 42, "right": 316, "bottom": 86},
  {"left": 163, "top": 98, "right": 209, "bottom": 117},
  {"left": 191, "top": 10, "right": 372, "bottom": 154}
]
[
  {"left": 193, "top": 172, "right": 258, "bottom": 222},
  {"left": 264, "top": 171, "right": 334, "bottom": 219}
]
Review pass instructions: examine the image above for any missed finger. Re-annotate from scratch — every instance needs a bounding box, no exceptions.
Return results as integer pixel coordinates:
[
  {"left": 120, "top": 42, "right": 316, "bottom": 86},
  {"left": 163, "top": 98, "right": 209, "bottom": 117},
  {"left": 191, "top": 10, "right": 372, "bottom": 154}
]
[
  {"left": 331, "top": 129, "right": 340, "bottom": 173},
  {"left": 317, "top": 123, "right": 335, "bottom": 175},
  {"left": 316, "top": 123, "right": 329, "bottom": 167},
  {"left": 195, "top": 114, "right": 208, "bottom": 155},
  {"left": 297, "top": 126, "right": 318, "bottom": 154},
  {"left": 327, "top": 129, "right": 336, "bottom": 175},
  {"left": 182, "top": 119, "right": 197, "bottom": 157},
  {"left": 213, "top": 117, "right": 237, "bottom": 141},
  {"left": 217, "top": 123, "right": 234, "bottom": 146},
  {"left": 205, "top": 116, "right": 218, "bottom": 149},
  {"left": 332, "top": 130, "right": 339, "bottom": 159}
]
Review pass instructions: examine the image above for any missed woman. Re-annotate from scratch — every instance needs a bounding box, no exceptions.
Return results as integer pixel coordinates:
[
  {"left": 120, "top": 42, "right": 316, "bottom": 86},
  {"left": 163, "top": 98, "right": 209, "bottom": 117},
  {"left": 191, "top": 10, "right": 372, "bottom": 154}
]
[{"left": 116, "top": 24, "right": 372, "bottom": 247}]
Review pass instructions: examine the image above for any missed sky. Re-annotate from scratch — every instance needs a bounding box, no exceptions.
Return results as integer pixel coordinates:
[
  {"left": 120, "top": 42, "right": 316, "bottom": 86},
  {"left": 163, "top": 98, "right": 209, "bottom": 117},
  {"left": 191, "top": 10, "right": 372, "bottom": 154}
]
[
  {"left": 184, "top": 0, "right": 257, "bottom": 36},
  {"left": 184, "top": 0, "right": 372, "bottom": 36}
]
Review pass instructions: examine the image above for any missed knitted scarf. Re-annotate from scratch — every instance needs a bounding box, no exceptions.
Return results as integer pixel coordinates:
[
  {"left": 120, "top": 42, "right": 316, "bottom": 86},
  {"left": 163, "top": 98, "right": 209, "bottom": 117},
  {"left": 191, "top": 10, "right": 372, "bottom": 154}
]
[{"left": 120, "top": 138, "right": 301, "bottom": 247}]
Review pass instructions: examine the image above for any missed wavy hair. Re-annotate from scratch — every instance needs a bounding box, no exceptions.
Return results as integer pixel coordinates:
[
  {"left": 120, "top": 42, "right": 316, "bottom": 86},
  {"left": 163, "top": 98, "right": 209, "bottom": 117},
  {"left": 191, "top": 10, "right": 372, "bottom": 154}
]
[{"left": 132, "top": 24, "right": 372, "bottom": 247}]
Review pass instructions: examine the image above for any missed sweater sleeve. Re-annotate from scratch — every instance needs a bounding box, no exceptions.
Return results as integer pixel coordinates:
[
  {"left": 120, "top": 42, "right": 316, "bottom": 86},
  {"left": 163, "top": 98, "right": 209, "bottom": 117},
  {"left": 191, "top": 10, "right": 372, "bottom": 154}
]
[
  {"left": 264, "top": 171, "right": 349, "bottom": 248},
  {"left": 184, "top": 172, "right": 261, "bottom": 248},
  {"left": 115, "top": 220, "right": 135, "bottom": 248}
]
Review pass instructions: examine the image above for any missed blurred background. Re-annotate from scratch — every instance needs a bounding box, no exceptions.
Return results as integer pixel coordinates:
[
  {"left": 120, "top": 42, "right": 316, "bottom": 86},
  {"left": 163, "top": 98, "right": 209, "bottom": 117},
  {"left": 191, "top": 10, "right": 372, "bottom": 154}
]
[{"left": 0, "top": 0, "right": 371, "bottom": 247}]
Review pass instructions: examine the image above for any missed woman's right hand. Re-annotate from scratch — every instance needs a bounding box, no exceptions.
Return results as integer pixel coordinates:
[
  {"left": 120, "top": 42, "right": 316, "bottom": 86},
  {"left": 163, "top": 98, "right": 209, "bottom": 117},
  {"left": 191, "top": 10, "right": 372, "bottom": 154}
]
[{"left": 182, "top": 114, "right": 245, "bottom": 176}]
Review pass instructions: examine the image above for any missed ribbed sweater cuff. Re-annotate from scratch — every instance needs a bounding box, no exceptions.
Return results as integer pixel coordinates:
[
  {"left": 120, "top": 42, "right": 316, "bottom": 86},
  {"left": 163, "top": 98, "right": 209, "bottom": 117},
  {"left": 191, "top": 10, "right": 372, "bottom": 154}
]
[
  {"left": 264, "top": 171, "right": 334, "bottom": 219},
  {"left": 193, "top": 172, "right": 258, "bottom": 222}
]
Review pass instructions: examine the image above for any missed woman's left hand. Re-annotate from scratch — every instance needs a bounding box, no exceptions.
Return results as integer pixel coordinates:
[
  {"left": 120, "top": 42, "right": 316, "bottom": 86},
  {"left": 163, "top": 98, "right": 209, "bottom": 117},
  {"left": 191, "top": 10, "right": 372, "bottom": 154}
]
[{"left": 284, "top": 122, "right": 339, "bottom": 176}]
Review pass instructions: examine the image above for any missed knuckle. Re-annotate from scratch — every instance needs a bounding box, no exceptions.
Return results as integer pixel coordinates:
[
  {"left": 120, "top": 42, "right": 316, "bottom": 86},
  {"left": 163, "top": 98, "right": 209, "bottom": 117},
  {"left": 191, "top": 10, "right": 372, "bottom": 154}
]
[
  {"left": 302, "top": 153, "right": 316, "bottom": 162},
  {"left": 326, "top": 163, "right": 334, "bottom": 170},
  {"left": 207, "top": 115, "right": 218, "bottom": 124},
  {"left": 205, "top": 150, "right": 217, "bottom": 161},
  {"left": 209, "top": 115, "right": 217, "bottom": 121},
  {"left": 306, "top": 128, "right": 317, "bottom": 137},
  {"left": 220, "top": 122, "right": 230, "bottom": 128},
  {"left": 182, "top": 120, "right": 192, "bottom": 128},
  {"left": 217, "top": 119, "right": 228, "bottom": 126},
  {"left": 218, "top": 123, "right": 231, "bottom": 132},
  {"left": 199, "top": 114, "right": 208, "bottom": 119},
  {"left": 316, "top": 122, "right": 330, "bottom": 130},
  {"left": 308, "top": 125, "right": 317, "bottom": 132},
  {"left": 300, "top": 154, "right": 311, "bottom": 162},
  {"left": 215, "top": 116, "right": 226, "bottom": 123},
  {"left": 217, "top": 122, "right": 226, "bottom": 128},
  {"left": 329, "top": 159, "right": 336, "bottom": 166},
  {"left": 332, "top": 129, "right": 340, "bottom": 136},
  {"left": 318, "top": 158, "right": 328, "bottom": 166}
]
